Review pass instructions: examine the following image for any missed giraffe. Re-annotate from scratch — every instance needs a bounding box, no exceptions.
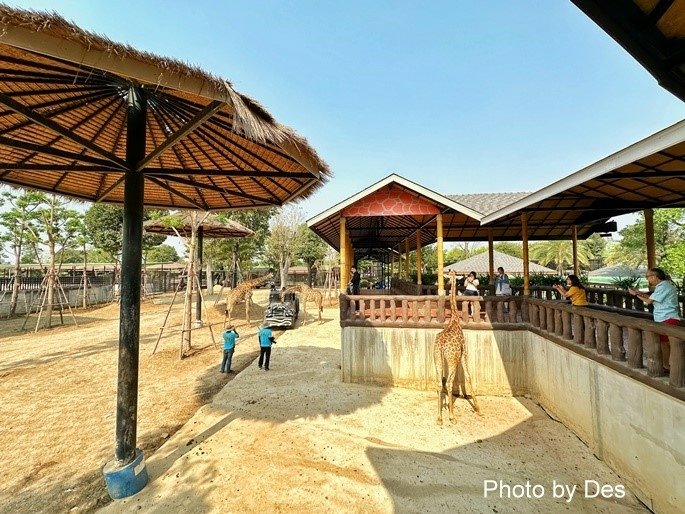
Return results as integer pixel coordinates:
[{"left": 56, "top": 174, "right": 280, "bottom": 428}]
[
  {"left": 433, "top": 270, "right": 481, "bottom": 425},
  {"left": 282, "top": 283, "right": 323, "bottom": 325},
  {"left": 224, "top": 273, "right": 272, "bottom": 327}
]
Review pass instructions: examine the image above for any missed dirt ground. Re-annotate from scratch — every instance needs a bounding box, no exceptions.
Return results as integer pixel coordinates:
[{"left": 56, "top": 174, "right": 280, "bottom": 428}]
[
  {"left": 1, "top": 289, "right": 647, "bottom": 513},
  {"left": 0, "top": 288, "right": 274, "bottom": 513}
]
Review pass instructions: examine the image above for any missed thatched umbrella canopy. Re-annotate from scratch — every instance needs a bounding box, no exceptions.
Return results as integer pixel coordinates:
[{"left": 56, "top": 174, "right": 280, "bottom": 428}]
[
  {"left": 0, "top": 5, "right": 329, "bottom": 492},
  {"left": 144, "top": 213, "right": 255, "bottom": 328},
  {"left": 143, "top": 214, "right": 254, "bottom": 239}
]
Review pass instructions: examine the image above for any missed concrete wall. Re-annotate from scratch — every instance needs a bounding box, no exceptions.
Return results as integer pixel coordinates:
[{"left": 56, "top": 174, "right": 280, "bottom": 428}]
[{"left": 341, "top": 326, "right": 685, "bottom": 513}]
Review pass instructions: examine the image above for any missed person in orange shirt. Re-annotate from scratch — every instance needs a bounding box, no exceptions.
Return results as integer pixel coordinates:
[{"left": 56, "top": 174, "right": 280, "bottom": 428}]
[{"left": 553, "top": 274, "right": 588, "bottom": 306}]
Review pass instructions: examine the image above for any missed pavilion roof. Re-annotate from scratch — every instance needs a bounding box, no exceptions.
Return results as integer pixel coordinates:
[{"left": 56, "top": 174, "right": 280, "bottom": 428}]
[
  {"left": 0, "top": 5, "right": 330, "bottom": 210},
  {"left": 572, "top": 0, "right": 685, "bottom": 103},
  {"left": 444, "top": 250, "right": 557, "bottom": 275}
]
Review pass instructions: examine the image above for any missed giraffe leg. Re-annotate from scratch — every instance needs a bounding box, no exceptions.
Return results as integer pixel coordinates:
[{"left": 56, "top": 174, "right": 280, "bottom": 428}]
[
  {"left": 446, "top": 363, "right": 458, "bottom": 423},
  {"left": 435, "top": 353, "right": 444, "bottom": 425},
  {"left": 246, "top": 295, "right": 251, "bottom": 327},
  {"left": 224, "top": 300, "right": 233, "bottom": 328},
  {"left": 462, "top": 353, "right": 481, "bottom": 415},
  {"left": 302, "top": 300, "right": 308, "bottom": 326},
  {"left": 318, "top": 297, "right": 323, "bottom": 323}
]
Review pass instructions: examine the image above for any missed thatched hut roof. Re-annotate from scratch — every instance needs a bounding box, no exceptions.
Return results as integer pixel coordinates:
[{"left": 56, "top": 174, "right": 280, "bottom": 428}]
[
  {"left": 143, "top": 214, "right": 254, "bottom": 239},
  {"left": 444, "top": 250, "right": 557, "bottom": 275},
  {"left": 0, "top": 4, "right": 330, "bottom": 209}
]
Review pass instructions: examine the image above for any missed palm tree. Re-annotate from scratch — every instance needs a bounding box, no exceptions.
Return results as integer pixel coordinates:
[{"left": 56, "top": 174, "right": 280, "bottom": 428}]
[{"left": 529, "top": 240, "right": 590, "bottom": 274}]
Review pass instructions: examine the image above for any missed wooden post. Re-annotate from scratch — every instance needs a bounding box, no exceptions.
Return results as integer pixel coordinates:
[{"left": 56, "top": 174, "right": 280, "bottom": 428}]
[
  {"left": 572, "top": 225, "right": 579, "bottom": 276},
  {"left": 115, "top": 86, "right": 146, "bottom": 464},
  {"left": 488, "top": 228, "right": 495, "bottom": 293},
  {"left": 644, "top": 208, "right": 656, "bottom": 270},
  {"left": 405, "top": 239, "right": 410, "bottom": 279},
  {"left": 416, "top": 230, "right": 422, "bottom": 286},
  {"left": 521, "top": 213, "right": 530, "bottom": 296},
  {"left": 436, "top": 214, "right": 444, "bottom": 296},
  {"left": 339, "top": 217, "right": 347, "bottom": 293},
  {"left": 195, "top": 225, "right": 203, "bottom": 323}
]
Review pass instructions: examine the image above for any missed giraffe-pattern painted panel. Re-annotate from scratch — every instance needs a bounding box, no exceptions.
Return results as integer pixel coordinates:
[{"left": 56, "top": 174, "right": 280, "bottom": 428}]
[{"left": 342, "top": 186, "right": 440, "bottom": 217}]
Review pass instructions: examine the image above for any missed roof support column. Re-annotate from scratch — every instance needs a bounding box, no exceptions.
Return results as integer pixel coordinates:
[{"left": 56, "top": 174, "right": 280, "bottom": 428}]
[
  {"left": 405, "top": 239, "right": 410, "bottom": 279},
  {"left": 521, "top": 213, "right": 530, "bottom": 296},
  {"left": 339, "top": 217, "right": 347, "bottom": 293},
  {"left": 572, "top": 225, "right": 579, "bottom": 276},
  {"left": 416, "top": 230, "right": 422, "bottom": 286},
  {"left": 488, "top": 228, "right": 494, "bottom": 293},
  {"left": 644, "top": 208, "right": 656, "bottom": 269},
  {"left": 115, "top": 87, "right": 146, "bottom": 465},
  {"left": 195, "top": 225, "right": 204, "bottom": 324},
  {"left": 436, "top": 214, "right": 444, "bottom": 296}
]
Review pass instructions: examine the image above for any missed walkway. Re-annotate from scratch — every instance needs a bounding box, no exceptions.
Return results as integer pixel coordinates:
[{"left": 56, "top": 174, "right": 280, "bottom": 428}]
[{"left": 100, "top": 301, "right": 645, "bottom": 513}]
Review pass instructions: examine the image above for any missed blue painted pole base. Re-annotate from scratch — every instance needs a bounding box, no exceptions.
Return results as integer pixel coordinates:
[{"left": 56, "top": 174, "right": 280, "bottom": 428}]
[{"left": 103, "top": 448, "right": 149, "bottom": 499}]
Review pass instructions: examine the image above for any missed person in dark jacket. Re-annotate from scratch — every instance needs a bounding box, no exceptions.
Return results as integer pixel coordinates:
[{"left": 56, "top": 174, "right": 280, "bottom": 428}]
[{"left": 350, "top": 266, "right": 361, "bottom": 313}]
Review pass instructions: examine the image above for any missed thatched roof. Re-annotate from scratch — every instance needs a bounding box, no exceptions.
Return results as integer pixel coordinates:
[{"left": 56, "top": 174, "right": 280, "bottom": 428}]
[
  {"left": 444, "top": 250, "right": 557, "bottom": 275},
  {"left": 0, "top": 4, "right": 330, "bottom": 209},
  {"left": 143, "top": 214, "right": 254, "bottom": 239}
]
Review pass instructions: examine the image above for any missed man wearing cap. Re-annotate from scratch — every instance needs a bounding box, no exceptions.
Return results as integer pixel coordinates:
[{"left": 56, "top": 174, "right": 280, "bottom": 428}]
[{"left": 257, "top": 324, "right": 276, "bottom": 371}]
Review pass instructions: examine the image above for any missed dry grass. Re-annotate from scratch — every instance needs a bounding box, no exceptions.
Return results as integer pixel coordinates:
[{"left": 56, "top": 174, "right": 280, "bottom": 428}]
[{"left": 0, "top": 290, "right": 271, "bottom": 513}]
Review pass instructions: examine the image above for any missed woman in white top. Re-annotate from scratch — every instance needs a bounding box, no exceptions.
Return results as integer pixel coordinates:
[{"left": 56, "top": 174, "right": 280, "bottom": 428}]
[{"left": 463, "top": 271, "right": 479, "bottom": 296}]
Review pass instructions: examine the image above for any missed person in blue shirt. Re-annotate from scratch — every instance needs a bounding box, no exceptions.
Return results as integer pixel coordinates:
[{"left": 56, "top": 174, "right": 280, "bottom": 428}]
[
  {"left": 257, "top": 324, "right": 276, "bottom": 371},
  {"left": 220, "top": 326, "right": 239, "bottom": 374},
  {"left": 629, "top": 267, "right": 681, "bottom": 373}
]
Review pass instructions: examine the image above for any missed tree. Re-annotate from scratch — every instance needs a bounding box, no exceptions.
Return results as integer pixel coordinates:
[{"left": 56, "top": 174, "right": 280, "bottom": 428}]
[
  {"left": 604, "top": 209, "right": 685, "bottom": 269},
  {"left": 493, "top": 242, "right": 523, "bottom": 259},
  {"left": 296, "top": 227, "right": 328, "bottom": 286},
  {"left": 529, "top": 240, "right": 590, "bottom": 274},
  {"left": 29, "top": 194, "right": 80, "bottom": 328},
  {"left": 266, "top": 206, "right": 305, "bottom": 286},
  {"left": 0, "top": 189, "right": 43, "bottom": 315},
  {"left": 147, "top": 244, "right": 180, "bottom": 263},
  {"left": 84, "top": 204, "right": 123, "bottom": 263}
]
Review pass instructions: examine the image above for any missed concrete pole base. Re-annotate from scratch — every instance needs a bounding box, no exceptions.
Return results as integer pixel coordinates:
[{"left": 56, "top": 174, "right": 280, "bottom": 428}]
[{"left": 103, "top": 448, "right": 149, "bottom": 499}]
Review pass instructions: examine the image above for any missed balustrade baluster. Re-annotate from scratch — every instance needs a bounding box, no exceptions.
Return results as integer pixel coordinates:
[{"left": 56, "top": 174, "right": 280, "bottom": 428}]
[
  {"left": 412, "top": 300, "right": 419, "bottom": 323},
  {"left": 461, "top": 299, "right": 469, "bottom": 323},
  {"left": 530, "top": 303, "right": 539, "bottom": 327},
  {"left": 562, "top": 311, "right": 572, "bottom": 339},
  {"left": 609, "top": 323, "right": 626, "bottom": 361},
  {"left": 401, "top": 299, "right": 408, "bottom": 323},
  {"left": 554, "top": 310, "right": 563, "bottom": 337},
  {"left": 670, "top": 337, "right": 684, "bottom": 387},
  {"left": 626, "top": 328, "right": 643, "bottom": 368},
  {"left": 437, "top": 296, "right": 445, "bottom": 323},
  {"left": 510, "top": 300, "right": 518, "bottom": 323},
  {"left": 573, "top": 314, "right": 583, "bottom": 344},
  {"left": 596, "top": 320, "right": 609, "bottom": 355},
  {"left": 644, "top": 331, "right": 663, "bottom": 377},
  {"left": 425, "top": 299, "right": 433, "bottom": 322},
  {"left": 473, "top": 300, "right": 482, "bottom": 323},
  {"left": 520, "top": 300, "right": 527, "bottom": 323},
  {"left": 379, "top": 299, "right": 386, "bottom": 322},
  {"left": 546, "top": 307, "right": 554, "bottom": 333},
  {"left": 583, "top": 315, "right": 596, "bottom": 348},
  {"left": 485, "top": 300, "right": 493, "bottom": 323},
  {"left": 390, "top": 298, "right": 396, "bottom": 323},
  {"left": 495, "top": 301, "right": 503, "bottom": 323}
]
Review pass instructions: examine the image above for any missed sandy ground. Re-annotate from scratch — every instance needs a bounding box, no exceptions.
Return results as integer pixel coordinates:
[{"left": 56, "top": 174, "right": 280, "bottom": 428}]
[
  {"left": 95, "top": 298, "right": 647, "bottom": 513},
  {"left": 0, "top": 288, "right": 271, "bottom": 513}
]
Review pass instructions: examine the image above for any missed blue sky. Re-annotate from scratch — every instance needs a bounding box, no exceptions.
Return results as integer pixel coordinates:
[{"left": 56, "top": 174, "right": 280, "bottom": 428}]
[{"left": 8, "top": 1, "right": 685, "bottom": 225}]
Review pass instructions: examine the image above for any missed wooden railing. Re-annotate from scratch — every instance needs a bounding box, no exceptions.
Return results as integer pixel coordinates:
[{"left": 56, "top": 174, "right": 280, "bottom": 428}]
[{"left": 340, "top": 293, "right": 685, "bottom": 390}]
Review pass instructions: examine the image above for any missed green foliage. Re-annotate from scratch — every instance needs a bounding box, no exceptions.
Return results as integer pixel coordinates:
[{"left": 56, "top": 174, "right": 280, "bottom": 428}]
[
  {"left": 528, "top": 273, "right": 564, "bottom": 286},
  {"left": 84, "top": 204, "right": 123, "bottom": 261},
  {"left": 611, "top": 276, "right": 641, "bottom": 290},
  {"left": 146, "top": 244, "right": 179, "bottom": 263},
  {"left": 493, "top": 242, "right": 523, "bottom": 259},
  {"left": 509, "top": 275, "right": 524, "bottom": 287},
  {"left": 605, "top": 209, "right": 685, "bottom": 269},
  {"left": 296, "top": 227, "right": 327, "bottom": 268},
  {"left": 660, "top": 240, "right": 685, "bottom": 279},
  {"left": 529, "top": 240, "right": 590, "bottom": 274}
]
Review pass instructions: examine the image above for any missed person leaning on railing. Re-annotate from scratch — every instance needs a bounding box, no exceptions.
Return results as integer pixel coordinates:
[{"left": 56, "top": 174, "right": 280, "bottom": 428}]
[
  {"left": 629, "top": 267, "right": 681, "bottom": 374},
  {"left": 553, "top": 274, "right": 588, "bottom": 306}
]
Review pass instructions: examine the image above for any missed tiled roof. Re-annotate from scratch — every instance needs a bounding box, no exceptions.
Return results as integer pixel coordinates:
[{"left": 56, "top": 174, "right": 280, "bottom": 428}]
[
  {"left": 447, "top": 192, "right": 531, "bottom": 216},
  {"left": 444, "top": 250, "right": 557, "bottom": 275}
]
